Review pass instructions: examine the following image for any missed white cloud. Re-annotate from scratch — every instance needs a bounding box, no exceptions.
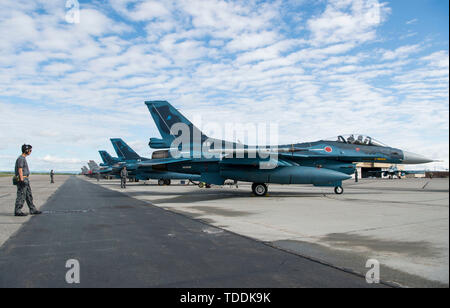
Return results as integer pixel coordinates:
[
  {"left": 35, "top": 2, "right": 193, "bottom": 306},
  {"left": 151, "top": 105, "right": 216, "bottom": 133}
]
[
  {"left": 226, "top": 31, "right": 279, "bottom": 51},
  {"left": 308, "top": 0, "right": 390, "bottom": 46},
  {"left": 0, "top": 0, "right": 448, "bottom": 171},
  {"left": 39, "top": 155, "right": 83, "bottom": 164},
  {"left": 134, "top": 1, "right": 171, "bottom": 20},
  {"left": 0, "top": 11, "right": 38, "bottom": 52},
  {"left": 421, "top": 51, "right": 449, "bottom": 68},
  {"left": 406, "top": 18, "right": 418, "bottom": 25},
  {"left": 76, "top": 9, "right": 133, "bottom": 36},
  {"left": 42, "top": 63, "right": 74, "bottom": 75},
  {"left": 381, "top": 44, "right": 422, "bottom": 60}
]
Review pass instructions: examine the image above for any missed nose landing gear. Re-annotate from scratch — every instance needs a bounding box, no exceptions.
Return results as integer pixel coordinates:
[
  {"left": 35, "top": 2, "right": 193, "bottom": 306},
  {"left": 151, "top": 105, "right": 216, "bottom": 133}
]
[{"left": 334, "top": 186, "right": 344, "bottom": 195}]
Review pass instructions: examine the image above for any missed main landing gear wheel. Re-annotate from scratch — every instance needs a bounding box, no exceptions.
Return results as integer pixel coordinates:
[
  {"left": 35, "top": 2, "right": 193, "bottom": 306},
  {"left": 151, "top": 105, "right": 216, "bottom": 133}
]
[
  {"left": 198, "top": 182, "right": 211, "bottom": 188},
  {"left": 252, "top": 183, "right": 268, "bottom": 197},
  {"left": 164, "top": 179, "right": 171, "bottom": 185},
  {"left": 334, "top": 186, "right": 344, "bottom": 195},
  {"left": 158, "top": 179, "right": 165, "bottom": 186}
]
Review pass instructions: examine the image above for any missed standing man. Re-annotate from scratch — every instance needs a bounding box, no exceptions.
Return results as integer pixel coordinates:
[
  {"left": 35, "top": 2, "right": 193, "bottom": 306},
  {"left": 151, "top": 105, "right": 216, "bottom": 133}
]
[
  {"left": 14, "top": 144, "right": 42, "bottom": 217},
  {"left": 120, "top": 166, "right": 128, "bottom": 189},
  {"left": 50, "top": 169, "right": 55, "bottom": 184}
]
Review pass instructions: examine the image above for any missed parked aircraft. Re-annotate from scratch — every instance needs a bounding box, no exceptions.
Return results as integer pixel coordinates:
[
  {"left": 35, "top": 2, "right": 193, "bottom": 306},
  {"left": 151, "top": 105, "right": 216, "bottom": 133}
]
[
  {"left": 143, "top": 101, "right": 434, "bottom": 196},
  {"left": 87, "top": 160, "right": 99, "bottom": 172},
  {"left": 81, "top": 166, "right": 89, "bottom": 175},
  {"left": 367, "top": 165, "right": 426, "bottom": 179},
  {"left": 99, "top": 150, "right": 120, "bottom": 167},
  {"left": 109, "top": 138, "right": 201, "bottom": 185}
]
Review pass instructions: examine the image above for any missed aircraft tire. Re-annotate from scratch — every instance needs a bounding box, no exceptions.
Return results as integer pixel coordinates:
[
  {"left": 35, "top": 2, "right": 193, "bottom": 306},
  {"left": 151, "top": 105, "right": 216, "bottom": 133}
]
[
  {"left": 158, "top": 179, "right": 165, "bottom": 186},
  {"left": 252, "top": 183, "right": 268, "bottom": 197},
  {"left": 164, "top": 179, "right": 171, "bottom": 185},
  {"left": 334, "top": 186, "right": 344, "bottom": 195}
]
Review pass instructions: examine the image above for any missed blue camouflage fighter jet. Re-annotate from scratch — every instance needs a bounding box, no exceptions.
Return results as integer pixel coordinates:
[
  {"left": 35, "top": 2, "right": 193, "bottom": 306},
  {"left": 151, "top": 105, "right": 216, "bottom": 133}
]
[
  {"left": 108, "top": 138, "right": 201, "bottom": 185},
  {"left": 142, "top": 101, "right": 434, "bottom": 196},
  {"left": 99, "top": 150, "right": 120, "bottom": 166},
  {"left": 95, "top": 150, "right": 119, "bottom": 177}
]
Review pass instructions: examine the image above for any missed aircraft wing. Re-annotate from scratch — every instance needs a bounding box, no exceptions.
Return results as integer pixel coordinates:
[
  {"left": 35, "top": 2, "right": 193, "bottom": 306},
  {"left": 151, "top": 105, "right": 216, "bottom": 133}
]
[
  {"left": 403, "top": 170, "right": 426, "bottom": 174},
  {"left": 279, "top": 152, "right": 388, "bottom": 161},
  {"left": 137, "top": 158, "right": 191, "bottom": 167},
  {"left": 220, "top": 157, "right": 298, "bottom": 167},
  {"left": 98, "top": 167, "right": 112, "bottom": 174},
  {"left": 208, "top": 147, "right": 310, "bottom": 155}
]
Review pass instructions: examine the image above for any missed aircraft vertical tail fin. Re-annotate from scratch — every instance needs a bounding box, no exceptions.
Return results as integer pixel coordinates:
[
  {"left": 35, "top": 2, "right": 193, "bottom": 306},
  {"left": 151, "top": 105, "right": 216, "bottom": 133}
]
[
  {"left": 145, "top": 101, "right": 208, "bottom": 148},
  {"left": 99, "top": 150, "right": 118, "bottom": 165},
  {"left": 110, "top": 138, "right": 141, "bottom": 161},
  {"left": 88, "top": 160, "right": 99, "bottom": 171}
]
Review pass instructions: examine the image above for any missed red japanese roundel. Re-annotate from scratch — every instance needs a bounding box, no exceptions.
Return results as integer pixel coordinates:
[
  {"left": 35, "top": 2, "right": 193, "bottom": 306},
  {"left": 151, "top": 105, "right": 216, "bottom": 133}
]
[{"left": 325, "top": 146, "right": 333, "bottom": 153}]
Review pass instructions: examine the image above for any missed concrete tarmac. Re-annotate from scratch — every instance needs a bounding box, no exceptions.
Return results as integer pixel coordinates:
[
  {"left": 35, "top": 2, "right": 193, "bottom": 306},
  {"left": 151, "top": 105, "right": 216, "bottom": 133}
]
[
  {"left": 0, "top": 176, "right": 383, "bottom": 288},
  {"left": 0, "top": 175, "right": 70, "bottom": 248},
  {"left": 91, "top": 177, "right": 449, "bottom": 288}
]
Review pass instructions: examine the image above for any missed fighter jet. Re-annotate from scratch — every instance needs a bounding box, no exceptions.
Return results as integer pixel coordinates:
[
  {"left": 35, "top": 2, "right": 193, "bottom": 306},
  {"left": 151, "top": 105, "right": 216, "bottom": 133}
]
[
  {"left": 82, "top": 160, "right": 99, "bottom": 177},
  {"left": 142, "top": 100, "right": 434, "bottom": 196},
  {"left": 81, "top": 166, "right": 89, "bottom": 175},
  {"left": 109, "top": 138, "right": 201, "bottom": 185},
  {"left": 87, "top": 160, "right": 100, "bottom": 172},
  {"left": 99, "top": 150, "right": 120, "bottom": 167},
  {"left": 367, "top": 165, "right": 426, "bottom": 179},
  {"left": 95, "top": 150, "right": 123, "bottom": 178}
]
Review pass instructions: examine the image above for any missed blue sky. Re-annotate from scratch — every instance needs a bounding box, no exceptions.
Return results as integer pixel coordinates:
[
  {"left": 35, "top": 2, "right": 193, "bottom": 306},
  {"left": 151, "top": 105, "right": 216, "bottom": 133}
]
[{"left": 0, "top": 0, "right": 448, "bottom": 172}]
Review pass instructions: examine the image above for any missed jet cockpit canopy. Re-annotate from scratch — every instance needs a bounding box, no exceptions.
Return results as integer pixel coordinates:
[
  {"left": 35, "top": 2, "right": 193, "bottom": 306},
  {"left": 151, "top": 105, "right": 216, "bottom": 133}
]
[{"left": 325, "top": 134, "right": 389, "bottom": 147}]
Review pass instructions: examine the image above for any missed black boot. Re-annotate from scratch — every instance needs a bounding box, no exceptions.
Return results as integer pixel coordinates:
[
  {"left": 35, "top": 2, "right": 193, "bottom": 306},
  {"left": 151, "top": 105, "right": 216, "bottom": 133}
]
[
  {"left": 30, "top": 209, "right": 42, "bottom": 215},
  {"left": 15, "top": 212, "right": 28, "bottom": 217}
]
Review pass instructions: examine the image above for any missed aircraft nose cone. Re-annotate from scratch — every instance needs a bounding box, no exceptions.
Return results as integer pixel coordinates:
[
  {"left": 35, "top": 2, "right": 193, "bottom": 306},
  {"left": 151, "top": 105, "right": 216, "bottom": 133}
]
[{"left": 402, "top": 151, "right": 434, "bottom": 164}]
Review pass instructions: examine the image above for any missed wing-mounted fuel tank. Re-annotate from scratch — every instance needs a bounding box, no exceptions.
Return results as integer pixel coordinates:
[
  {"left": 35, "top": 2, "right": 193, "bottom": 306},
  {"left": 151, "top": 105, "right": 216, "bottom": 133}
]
[
  {"left": 149, "top": 138, "right": 172, "bottom": 149},
  {"left": 220, "top": 166, "right": 351, "bottom": 187},
  {"left": 298, "top": 160, "right": 356, "bottom": 175},
  {"left": 319, "top": 162, "right": 356, "bottom": 175}
]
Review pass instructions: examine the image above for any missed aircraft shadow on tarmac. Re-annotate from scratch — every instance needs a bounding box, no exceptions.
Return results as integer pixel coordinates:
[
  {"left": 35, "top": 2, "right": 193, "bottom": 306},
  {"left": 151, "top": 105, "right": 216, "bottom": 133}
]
[
  {"left": 121, "top": 188, "right": 342, "bottom": 204},
  {"left": 94, "top": 180, "right": 448, "bottom": 206}
]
